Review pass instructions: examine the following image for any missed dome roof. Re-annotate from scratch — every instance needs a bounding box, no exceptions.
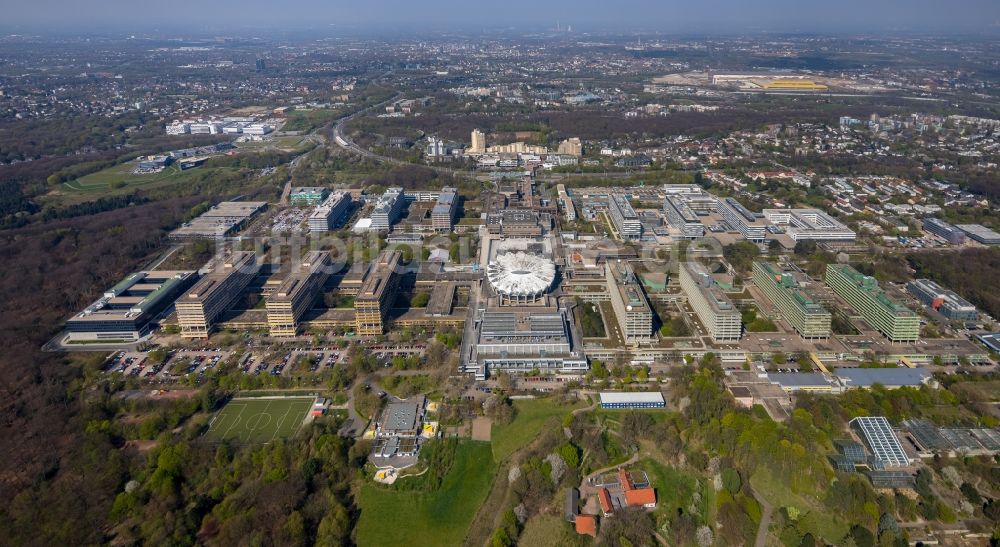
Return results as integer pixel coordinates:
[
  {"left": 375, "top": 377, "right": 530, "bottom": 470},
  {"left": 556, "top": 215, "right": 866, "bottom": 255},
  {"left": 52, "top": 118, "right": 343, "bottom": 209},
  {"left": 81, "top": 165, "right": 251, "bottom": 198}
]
[{"left": 487, "top": 252, "right": 556, "bottom": 297}]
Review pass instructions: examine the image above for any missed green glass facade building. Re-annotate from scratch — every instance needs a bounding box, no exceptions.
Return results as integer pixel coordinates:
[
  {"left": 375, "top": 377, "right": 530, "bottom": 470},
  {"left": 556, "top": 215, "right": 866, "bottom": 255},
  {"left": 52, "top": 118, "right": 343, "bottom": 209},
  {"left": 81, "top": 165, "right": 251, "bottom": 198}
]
[
  {"left": 752, "top": 262, "right": 831, "bottom": 339},
  {"left": 825, "top": 264, "right": 919, "bottom": 343}
]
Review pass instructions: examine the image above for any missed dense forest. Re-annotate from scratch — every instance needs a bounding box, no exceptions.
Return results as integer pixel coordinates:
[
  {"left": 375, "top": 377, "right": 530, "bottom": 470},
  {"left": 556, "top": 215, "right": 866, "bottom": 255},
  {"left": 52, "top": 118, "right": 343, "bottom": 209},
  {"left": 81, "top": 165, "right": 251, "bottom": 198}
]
[{"left": 908, "top": 248, "right": 1000, "bottom": 320}]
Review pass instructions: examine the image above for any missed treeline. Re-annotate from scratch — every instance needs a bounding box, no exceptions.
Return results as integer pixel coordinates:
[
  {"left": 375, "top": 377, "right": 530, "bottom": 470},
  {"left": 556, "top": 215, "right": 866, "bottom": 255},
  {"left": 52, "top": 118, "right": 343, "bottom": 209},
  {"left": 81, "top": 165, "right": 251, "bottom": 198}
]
[{"left": 38, "top": 194, "right": 151, "bottom": 222}]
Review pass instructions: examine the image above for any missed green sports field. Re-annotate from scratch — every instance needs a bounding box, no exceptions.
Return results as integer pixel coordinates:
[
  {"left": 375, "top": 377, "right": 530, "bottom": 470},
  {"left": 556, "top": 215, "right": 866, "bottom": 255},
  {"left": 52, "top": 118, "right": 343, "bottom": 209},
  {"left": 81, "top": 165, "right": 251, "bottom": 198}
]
[{"left": 205, "top": 397, "right": 314, "bottom": 443}]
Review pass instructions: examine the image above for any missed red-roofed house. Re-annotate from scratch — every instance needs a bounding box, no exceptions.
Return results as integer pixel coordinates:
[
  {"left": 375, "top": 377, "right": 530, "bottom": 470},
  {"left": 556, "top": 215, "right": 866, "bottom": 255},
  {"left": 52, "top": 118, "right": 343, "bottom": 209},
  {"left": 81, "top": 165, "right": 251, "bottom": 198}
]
[
  {"left": 574, "top": 514, "right": 598, "bottom": 537},
  {"left": 624, "top": 487, "right": 657, "bottom": 509},
  {"left": 598, "top": 488, "right": 614, "bottom": 517}
]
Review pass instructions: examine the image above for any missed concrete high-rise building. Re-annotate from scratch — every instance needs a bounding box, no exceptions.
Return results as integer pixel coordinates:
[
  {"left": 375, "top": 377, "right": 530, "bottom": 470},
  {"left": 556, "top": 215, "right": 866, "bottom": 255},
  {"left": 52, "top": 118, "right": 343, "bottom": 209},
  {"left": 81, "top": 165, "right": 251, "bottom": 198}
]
[
  {"left": 370, "top": 187, "right": 405, "bottom": 231},
  {"left": 557, "top": 137, "right": 582, "bottom": 156},
  {"left": 355, "top": 250, "right": 403, "bottom": 335},
  {"left": 308, "top": 192, "right": 352, "bottom": 233},
  {"left": 470, "top": 129, "right": 486, "bottom": 155},
  {"left": 176, "top": 252, "right": 259, "bottom": 338},
  {"left": 431, "top": 187, "right": 458, "bottom": 232},
  {"left": 752, "top": 262, "right": 831, "bottom": 339},
  {"left": 826, "top": 264, "right": 919, "bottom": 343},
  {"left": 680, "top": 262, "right": 742, "bottom": 342},
  {"left": 606, "top": 261, "right": 654, "bottom": 343},
  {"left": 266, "top": 252, "right": 332, "bottom": 337},
  {"left": 608, "top": 194, "right": 642, "bottom": 240}
]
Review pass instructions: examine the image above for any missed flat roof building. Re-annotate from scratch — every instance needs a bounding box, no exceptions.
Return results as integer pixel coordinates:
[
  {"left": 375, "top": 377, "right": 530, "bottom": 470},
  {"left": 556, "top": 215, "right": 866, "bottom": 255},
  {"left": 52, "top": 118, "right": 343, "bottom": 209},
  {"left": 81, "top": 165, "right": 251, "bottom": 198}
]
[
  {"left": 957, "top": 224, "right": 1000, "bottom": 245},
  {"left": 266, "top": 251, "right": 332, "bottom": 337},
  {"left": 289, "top": 186, "right": 329, "bottom": 206},
  {"left": 431, "top": 187, "right": 458, "bottom": 232},
  {"left": 606, "top": 261, "right": 654, "bottom": 343},
  {"left": 176, "top": 251, "right": 259, "bottom": 338},
  {"left": 680, "top": 262, "right": 741, "bottom": 342},
  {"left": 469, "top": 307, "right": 588, "bottom": 378},
  {"left": 557, "top": 184, "right": 577, "bottom": 222},
  {"left": 834, "top": 367, "right": 931, "bottom": 389},
  {"left": 66, "top": 270, "right": 196, "bottom": 342},
  {"left": 169, "top": 201, "right": 268, "bottom": 240},
  {"left": 308, "top": 192, "right": 352, "bottom": 233},
  {"left": 923, "top": 217, "right": 966, "bottom": 245},
  {"left": 826, "top": 264, "right": 919, "bottom": 343},
  {"left": 752, "top": 262, "right": 831, "bottom": 339},
  {"left": 369, "top": 187, "right": 405, "bottom": 232},
  {"left": 763, "top": 208, "right": 856, "bottom": 241},
  {"left": 718, "top": 197, "right": 767, "bottom": 241},
  {"left": 850, "top": 416, "right": 910, "bottom": 468},
  {"left": 663, "top": 192, "right": 706, "bottom": 239},
  {"left": 599, "top": 392, "right": 665, "bottom": 409},
  {"left": 907, "top": 278, "right": 978, "bottom": 321},
  {"left": 355, "top": 250, "right": 403, "bottom": 335},
  {"left": 608, "top": 194, "right": 642, "bottom": 240}
]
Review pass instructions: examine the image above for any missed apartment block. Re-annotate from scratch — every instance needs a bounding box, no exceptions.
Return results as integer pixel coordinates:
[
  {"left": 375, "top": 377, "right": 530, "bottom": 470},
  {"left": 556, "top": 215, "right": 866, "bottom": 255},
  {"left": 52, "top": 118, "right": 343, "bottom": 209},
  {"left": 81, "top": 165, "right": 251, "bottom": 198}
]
[
  {"left": 176, "top": 252, "right": 259, "bottom": 338},
  {"left": 826, "top": 264, "right": 919, "bottom": 343},
  {"left": 752, "top": 261, "right": 831, "bottom": 339}
]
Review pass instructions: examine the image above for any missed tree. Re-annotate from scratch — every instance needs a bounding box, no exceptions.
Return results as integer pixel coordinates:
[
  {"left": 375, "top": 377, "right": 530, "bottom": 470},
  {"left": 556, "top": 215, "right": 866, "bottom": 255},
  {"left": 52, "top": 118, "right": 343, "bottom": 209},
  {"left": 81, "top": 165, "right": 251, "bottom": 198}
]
[
  {"left": 794, "top": 239, "right": 818, "bottom": 256},
  {"left": 768, "top": 239, "right": 783, "bottom": 254}
]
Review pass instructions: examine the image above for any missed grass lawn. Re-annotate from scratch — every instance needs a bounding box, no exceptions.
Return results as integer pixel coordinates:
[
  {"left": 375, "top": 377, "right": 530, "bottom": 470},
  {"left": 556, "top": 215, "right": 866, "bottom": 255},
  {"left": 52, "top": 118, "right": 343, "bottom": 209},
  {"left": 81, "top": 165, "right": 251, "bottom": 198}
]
[
  {"left": 641, "top": 457, "right": 714, "bottom": 526},
  {"left": 518, "top": 513, "right": 579, "bottom": 546},
  {"left": 204, "top": 396, "right": 314, "bottom": 444},
  {"left": 750, "top": 467, "right": 849, "bottom": 543},
  {"left": 356, "top": 441, "right": 494, "bottom": 547},
  {"left": 50, "top": 163, "right": 241, "bottom": 205},
  {"left": 491, "top": 398, "right": 583, "bottom": 461}
]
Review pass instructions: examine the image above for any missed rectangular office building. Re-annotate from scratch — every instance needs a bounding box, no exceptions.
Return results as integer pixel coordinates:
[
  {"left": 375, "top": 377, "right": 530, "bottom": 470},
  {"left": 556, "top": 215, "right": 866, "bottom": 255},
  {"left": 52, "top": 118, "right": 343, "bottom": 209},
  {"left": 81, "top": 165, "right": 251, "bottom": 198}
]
[
  {"left": 957, "top": 224, "right": 1000, "bottom": 245},
  {"left": 431, "top": 187, "right": 458, "bottom": 231},
  {"left": 718, "top": 197, "right": 767, "bottom": 241},
  {"left": 599, "top": 392, "right": 665, "bottom": 409},
  {"left": 609, "top": 194, "right": 643, "bottom": 240},
  {"left": 763, "top": 209, "right": 856, "bottom": 241},
  {"left": 308, "top": 192, "right": 352, "bottom": 233},
  {"left": 289, "top": 187, "right": 329, "bottom": 206},
  {"left": 606, "top": 260, "right": 654, "bottom": 342},
  {"left": 826, "top": 264, "right": 919, "bottom": 343},
  {"left": 266, "top": 251, "right": 332, "bottom": 337},
  {"left": 906, "top": 278, "right": 977, "bottom": 321},
  {"left": 66, "top": 270, "right": 196, "bottom": 342},
  {"left": 176, "top": 251, "right": 259, "bottom": 338},
  {"left": 354, "top": 250, "right": 403, "bottom": 335},
  {"left": 752, "top": 261, "right": 831, "bottom": 339},
  {"left": 680, "top": 262, "right": 742, "bottom": 342},
  {"left": 663, "top": 193, "right": 705, "bottom": 239},
  {"left": 923, "top": 217, "right": 966, "bottom": 245},
  {"left": 370, "top": 187, "right": 405, "bottom": 231}
]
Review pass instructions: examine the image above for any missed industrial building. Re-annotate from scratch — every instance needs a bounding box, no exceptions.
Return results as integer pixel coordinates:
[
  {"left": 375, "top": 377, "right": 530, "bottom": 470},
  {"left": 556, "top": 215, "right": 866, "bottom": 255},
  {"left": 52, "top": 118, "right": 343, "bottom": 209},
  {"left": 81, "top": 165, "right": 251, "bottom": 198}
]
[
  {"left": 763, "top": 209, "right": 856, "bottom": 241},
  {"left": 849, "top": 416, "right": 910, "bottom": 468},
  {"left": 354, "top": 250, "right": 403, "bottom": 335},
  {"left": 65, "top": 270, "right": 196, "bottom": 342},
  {"left": 957, "top": 224, "right": 1000, "bottom": 245},
  {"left": 369, "top": 187, "right": 405, "bottom": 231},
  {"left": 606, "top": 260, "right": 654, "bottom": 342},
  {"left": 826, "top": 264, "right": 919, "bottom": 343},
  {"left": 307, "top": 192, "right": 353, "bottom": 233},
  {"left": 169, "top": 201, "right": 268, "bottom": 240},
  {"left": 289, "top": 187, "right": 329, "bottom": 206},
  {"left": 680, "top": 262, "right": 741, "bottom": 342},
  {"left": 718, "top": 197, "right": 767, "bottom": 241},
  {"left": 599, "top": 392, "right": 665, "bottom": 409},
  {"left": 751, "top": 262, "right": 831, "bottom": 339},
  {"left": 469, "top": 308, "right": 588, "bottom": 378},
  {"left": 431, "top": 187, "right": 458, "bottom": 231},
  {"left": 922, "top": 217, "right": 967, "bottom": 245},
  {"left": 608, "top": 194, "right": 642, "bottom": 240},
  {"left": 906, "top": 279, "right": 978, "bottom": 321},
  {"left": 265, "top": 251, "right": 332, "bottom": 336},
  {"left": 176, "top": 251, "right": 259, "bottom": 338}
]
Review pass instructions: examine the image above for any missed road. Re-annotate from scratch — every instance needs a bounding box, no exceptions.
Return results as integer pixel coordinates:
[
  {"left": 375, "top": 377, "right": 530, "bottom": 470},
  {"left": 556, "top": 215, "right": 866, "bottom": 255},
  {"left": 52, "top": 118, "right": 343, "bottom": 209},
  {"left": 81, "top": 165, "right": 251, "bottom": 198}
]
[{"left": 749, "top": 484, "right": 775, "bottom": 547}]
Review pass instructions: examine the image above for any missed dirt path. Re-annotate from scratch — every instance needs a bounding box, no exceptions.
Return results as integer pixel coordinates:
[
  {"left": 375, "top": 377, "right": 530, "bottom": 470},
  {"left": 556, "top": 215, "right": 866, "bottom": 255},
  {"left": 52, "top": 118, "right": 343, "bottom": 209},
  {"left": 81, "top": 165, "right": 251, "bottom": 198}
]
[{"left": 749, "top": 484, "right": 774, "bottom": 547}]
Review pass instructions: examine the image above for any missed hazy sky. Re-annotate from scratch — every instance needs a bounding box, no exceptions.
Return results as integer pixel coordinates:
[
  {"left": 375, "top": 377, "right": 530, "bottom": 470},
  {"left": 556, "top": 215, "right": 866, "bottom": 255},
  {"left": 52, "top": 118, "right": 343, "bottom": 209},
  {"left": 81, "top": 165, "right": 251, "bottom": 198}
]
[{"left": 2, "top": 0, "right": 999, "bottom": 34}]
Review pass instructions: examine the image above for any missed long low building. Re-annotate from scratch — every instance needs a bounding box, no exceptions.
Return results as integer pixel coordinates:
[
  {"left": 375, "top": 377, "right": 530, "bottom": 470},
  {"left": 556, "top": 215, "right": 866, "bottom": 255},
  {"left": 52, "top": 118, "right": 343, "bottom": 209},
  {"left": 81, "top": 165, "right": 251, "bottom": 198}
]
[
  {"left": 763, "top": 208, "right": 856, "bottom": 241},
  {"left": 176, "top": 251, "right": 259, "bottom": 338},
  {"left": 169, "top": 201, "right": 267, "bottom": 239},
  {"left": 826, "top": 264, "right": 919, "bottom": 343},
  {"left": 752, "top": 261, "right": 831, "bottom": 339},
  {"left": 469, "top": 307, "right": 588, "bottom": 377},
  {"left": 718, "top": 197, "right": 767, "bottom": 241},
  {"left": 906, "top": 278, "right": 978, "bottom": 321},
  {"left": 599, "top": 392, "right": 665, "bottom": 409},
  {"left": 66, "top": 270, "right": 196, "bottom": 342},
  {"left": 680, "top": 262, "right": 741, "bottom": 342}
]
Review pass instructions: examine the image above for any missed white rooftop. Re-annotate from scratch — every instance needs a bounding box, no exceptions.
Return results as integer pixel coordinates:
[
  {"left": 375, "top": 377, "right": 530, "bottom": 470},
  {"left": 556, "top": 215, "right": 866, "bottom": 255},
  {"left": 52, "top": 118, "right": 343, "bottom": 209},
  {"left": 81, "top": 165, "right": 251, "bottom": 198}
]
[{"left": 599, "top": 392, "right": 665, "bottom": 405}]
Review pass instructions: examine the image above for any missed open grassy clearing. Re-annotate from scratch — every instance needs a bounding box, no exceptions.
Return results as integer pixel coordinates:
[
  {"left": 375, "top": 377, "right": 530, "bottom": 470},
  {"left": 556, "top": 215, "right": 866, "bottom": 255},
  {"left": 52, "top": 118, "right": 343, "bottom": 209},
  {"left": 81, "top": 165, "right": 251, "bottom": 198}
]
[
  {"left": 750, "top": 467, "right": 849, "bottom": 543},
  {"left": 204, "top": 396, "right": 314, "bottom": 444},
  {"left": 48, "top": 163, "right": 243, "bottom": 205},
  {"left": 355, "top": 441, "right": 494, "bottom": 547},
  {"left": 491, "top": 398, "right": 584, "bottom": 461}
]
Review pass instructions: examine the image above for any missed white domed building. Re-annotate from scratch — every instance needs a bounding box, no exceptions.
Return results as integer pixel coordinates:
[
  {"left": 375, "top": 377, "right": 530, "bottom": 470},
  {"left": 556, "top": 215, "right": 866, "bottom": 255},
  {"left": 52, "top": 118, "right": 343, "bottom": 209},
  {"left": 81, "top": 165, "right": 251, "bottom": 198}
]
[{"left": 487, "top": 251, "right": 556, "bottom": 304}]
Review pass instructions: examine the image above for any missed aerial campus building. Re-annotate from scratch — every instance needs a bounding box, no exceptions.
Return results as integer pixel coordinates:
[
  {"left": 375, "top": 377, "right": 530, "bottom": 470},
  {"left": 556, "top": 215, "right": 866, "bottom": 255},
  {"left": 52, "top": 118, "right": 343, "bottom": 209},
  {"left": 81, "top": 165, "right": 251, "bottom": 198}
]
[
  {"left": 662, "top": 189, "right": 707, "bottom": 239},
  {"left": 289, "top": 187, "right": 329, "bottom": 206},
  {"left": 265, "top": 251, "right": 332, "bottom": 337},
  {"left": 825, "top": 264, "right": 919, "bottom": 343},
  {"left": 752, "top": 262, "right": 831, "bottom": 339},
  {"left": 469, "top": 308, "right": 588, "bottom": 378},
  {"left": 431, "top": 187, "right": 459, "bottom": 231},
  {"left": 718, "top": 197, "right": 767, "bottom": 241},
  {"left": 849, "top": 416, "right": 910, "bottom": 468},
  {"left": 956, "top": 224, "right": 1000, "bottom": 245},
  {"left": 907, "top": 279, "right": 978, "bottom": 321},
  {"left": 354, "top": 250, "right": 403, "bottom": 335},
  {"left": 608, "top": 194, "right": 642, "bottom": 240},
  {"left": 763, "top": 209, "right": 856, "bottom": 241},
  {"left": 606, "top": 260, "right": 654, "bottom": 342},
  {"left": 65, "top": 270, "right": 196, "bottom": 342},
  {"left": 307, "top": 192, "right": 352, "bottom": 233},
  {"left": 176, "top": 251, "right": 260, "bottom": 339},
  {"left": 169, "top": 201, "right": 268, "bottom": 240},
  {"left": 922, "top": 218, "right": 966, "bottom": 245},
  {"left": 679, "top": 262, "right": 741, "bottom": 342},
  {"left": 556, "top": 184, "right": 576, "bottom": 221},
  {"left": 599, "top": 392, "right": 665, "bottom": 409},
  {"left": 487, "top": 252, "right": 557, "bottom": 305},
  {"left": 372, "top": 397, "right": 426, "bottom": 459},
  {"left": 369, "top": 187, "right": 405, "bottom": 231}
]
